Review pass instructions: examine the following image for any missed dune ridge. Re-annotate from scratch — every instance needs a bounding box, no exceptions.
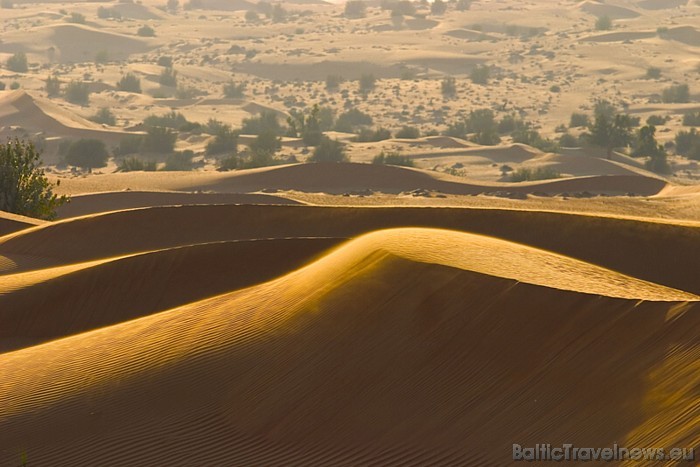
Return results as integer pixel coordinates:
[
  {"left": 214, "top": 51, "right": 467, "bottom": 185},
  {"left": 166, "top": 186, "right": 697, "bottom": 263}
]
[{"left": 0, "top": 228, "right": 697, "bottom": 466}]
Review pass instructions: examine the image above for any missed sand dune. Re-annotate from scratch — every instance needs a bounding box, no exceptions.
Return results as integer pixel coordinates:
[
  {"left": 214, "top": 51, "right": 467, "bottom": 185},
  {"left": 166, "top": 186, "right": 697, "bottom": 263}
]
[
  {"left": 578, "top": 1, "right": 640, "bottom": 19},
  {"left": 0, "top": 237, "right": 342, "bottom": 352},
  {"left": 0, "top": 228, "right": 697, "bottom": 465},
  {"left": 56, "top": 191, "right": 301, "bottom": 219},
  {"left": 0, "top": 211, "right": 44, "bottom": 237},
  {"left": 662, "top": 26, "right": 700, "bottom": 47},
  {"left": 191, "top": 163, "right": 667, "bottom": 196},
  {"left": 581, "top": 31, "right": 656, "bottom": 42},
  {"left": 0, "top": 90, "right": 136, "bottom": 145},
  {"left": 637, "top": 0, "right": 688, "bottom": 10},
  {"left": 3, "top": 204, "right": 700, "bottom": 295}
]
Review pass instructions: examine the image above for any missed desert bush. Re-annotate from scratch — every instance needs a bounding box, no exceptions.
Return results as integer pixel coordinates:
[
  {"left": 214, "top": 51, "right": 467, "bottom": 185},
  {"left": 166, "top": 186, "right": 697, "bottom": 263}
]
[
  {"left": 344, "top": 0, "right": 366, "bottom": 18},
  {"left": 470, "top": 129, "right": 500, "bottom": 146},
  {"left": 157, "top": 56, "right": 173, "bottom": 67},
  {"left": 0, "top": 138, "right": 68, "bottom": 219},
  {"left": 469, "top": 65, "right": 490, "bottom": 85},
  {"left": 558, "top": 133, "right": 579, "bottom": 147},
  {"left": 159, "top": 67, "right": 177, "bottom": 87},
  {"left": 249, "top": 129, "right": 281, "bottom": 155},
  {"left": 372, "top": 150, "right": 413, "bottom": 167},
  {"left": 6, "top": 52, "right": 28, "bottom": 73},
  {"left": 115, "top": 135, "right": 144, "bottom": 156},
  {"left": 287, "top": 106, "right": 323, "bottom": 146},
  {"left": 117, "top": 73, "right": 141, "bottom": 93},
  {"left": 682, "top": 112, "right": 700, "bottom": 126},
  {"left": 89, "top": 108, "right": 116, "bottom": 126},
  {"left": 218, "top": 155, "right": 239, "bottom": 171},
  {"left": 241, "top": 111, "right": 283, "bottom": 135},
  {"left": 430, "top": 0, "right": 446, "bottom": 15},
  {"left": 206, "top": 124, "right": 238, "bottom": 155},
  {"left": 646, "top": 67, "right": 662, "bottom": 79},
  {"left": 359, "top": 73, "right": 376, "bottom": 95},
  {"left": 588, "top": 113, "right": 634, "bottom": 158},
  {"left": 595, "top": 15, "right": 612, "bottom": 31},
  {"left": 309, "top": 137, "right": 348, "bottom": 162},
  {"left": 163, "top": 150, "right": 194, "bottom": 171},
  {"left": 65, "top": 139, "right": 108, "bottom": 170},
  {"left": 510, "top": 167, "right": 561, "bottom": 182},
  {"left": 661, "top": 84, "right": 690, "bottom": 103},
  {"left": 675, "top": 128, "right": 700, "bottom": 159},
  {"left": 355, "top": 127, "right": 392, "bottom": 142},
  {"left": 646, "top": 115, "right": 668, "bottom": 126},
  {"left": 64, "top": 80, "right": 90, "bottom": 105},
  {"left": 395, "top": 125, "right": 420, "bottom": 139},
  {"left": 632, "top": 125, "right": 664, "bottom": 157},
  {"left": 335, "top": 108, "right": 373, "bottom": 132},
  {"left": 43, "top": 75, "right": 60, "bottom": 97},
  {"left": 513, "top": 129, "right": 559, "bottom": 153},
  {"left": 223, "top": 81, "right": 246, "bottom": 98},
  {"left": 137, "top": 24, "right": 156, "bottom": 37},
  {"left": 498, "top": 114, "right": 527, "bottom": 134},
  {"left": 593, "top": 99, "right": 616, "bottom": 120},
  {"left": 441, "top": 76, "right": 456, "bottom": 98},
  {"left": 68, "top": 12, "right": 86, "bottom": 23},
  {"left": 142, "top": 126, "right": 176, "bottom": 153},
  {"left": 325, "top": 74, "right": 343, "bottom": 91},
  {"left": 144, "top": 111, "right": 190, "bottom": 130},
  {"left": 175, "top": 85, "right": 205, "bottom": 99},
  {"left": 117, "top": 157, "right": 156, "bottom": 172},
  {"left": 570, "top": 112, "right": 590, "bottom": 128}
]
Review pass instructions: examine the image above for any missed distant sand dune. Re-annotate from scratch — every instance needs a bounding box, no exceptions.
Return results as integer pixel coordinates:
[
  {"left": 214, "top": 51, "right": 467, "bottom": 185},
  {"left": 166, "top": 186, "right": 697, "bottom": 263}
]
[
  {"left": 0, "top": 228, "right": 697, "bottom": 465},
  {"left": 2, "top": 204, "right": 699, "bottom": 295},
  {"left": 636, "top": 0, "right": 688, "bottom": 10},
  {"left": 578, "top": 1, "right": 640, "bottom": 19},
  {"left": 581, "top": 31, "right": 656, "bottom": 42},
  {"left": 662, "top": 26, "right": 700, "bottom": 47},
  {"left": 56, "top": 191, "right": 301, "bottom": 219}
]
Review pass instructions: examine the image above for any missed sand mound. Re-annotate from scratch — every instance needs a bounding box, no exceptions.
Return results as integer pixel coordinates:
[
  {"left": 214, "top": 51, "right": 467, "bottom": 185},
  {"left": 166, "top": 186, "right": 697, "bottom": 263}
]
[
  {"left": 1, "top": 228, "right": 697, "bottom": 465},
  {"left": 578, "top": 1, "right": 640, "bottom": 19},
  {"left": 0, "top": 237, "right": 342, "bottom": 352},
  {"left": 581, "top": 31, "right": 656, "bottom": 42},
  {"left": 180, "top": 163, "right": 666, "bottom": 196},
  {"left": 2, "top": 204, "right": 699, "bottom": 295},
  {"left": 636, "top": 0, "right": 687, "bottom": 10},
  {"left": 0, "top": 90, "right": 135, "bottom": 144},
  {"left": 55, "top": 191, "right": 301, "bottom": 219},
  {"left": 530, "top": 153, "right": 651, "bottom": 177},
  {"left": 0, "top": 211, "right": 44, "bottom": 237},
  {"left": 662, "top": 26, "right": 700, "bottom": 47}
]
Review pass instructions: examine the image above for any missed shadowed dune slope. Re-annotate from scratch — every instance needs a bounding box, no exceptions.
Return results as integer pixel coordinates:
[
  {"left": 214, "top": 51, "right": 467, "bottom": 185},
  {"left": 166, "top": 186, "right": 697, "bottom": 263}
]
[
  {"left": 0, "top": 211, "right": 44, "bottom": 237},
  {"left": 55, "top": 191, "right": 301, "bottom": 219},
  {"left": 0, "top": 237, "right": 343, "bottom": 352},
  {"left": 0, "top": 229, "right": 697, "bottom": 466},
  {"left": 2, "top": 204, "right": 700, "bottom": 295},
  {"left": 192, "top": 163, "right": 665, "bottom": 196}
]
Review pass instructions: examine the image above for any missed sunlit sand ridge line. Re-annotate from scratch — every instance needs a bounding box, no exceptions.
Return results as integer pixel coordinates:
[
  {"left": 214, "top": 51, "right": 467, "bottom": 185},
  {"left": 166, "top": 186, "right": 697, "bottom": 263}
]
[
  {"left": 0, "top": 237, "right": 344, "bottom": 353},
  {"left": 0, "top": 210, "right": 45, "bottom": 237},
  {"left": 0, "top": 228, "right": 697, "bottom": 465},
  {"left": 2, "top": 204, "right": 700, "bottom": 295}
]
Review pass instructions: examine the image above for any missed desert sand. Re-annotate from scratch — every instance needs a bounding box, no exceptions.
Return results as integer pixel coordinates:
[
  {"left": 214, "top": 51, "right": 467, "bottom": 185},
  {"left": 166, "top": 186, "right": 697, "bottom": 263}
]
[{"left": 1, "top": 0, "right": 700, "bottom": 465}]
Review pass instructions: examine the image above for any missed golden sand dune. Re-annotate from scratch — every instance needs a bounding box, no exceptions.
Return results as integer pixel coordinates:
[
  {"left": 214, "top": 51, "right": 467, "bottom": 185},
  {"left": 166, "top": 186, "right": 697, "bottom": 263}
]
[
  {"left": 2, "top": 204, "right": 700, "bottom": 295},
  {"left": 0, "top": 90, "right": 135, "bottom": 144},
  {"left": 0, "top": 210, "right": 44, "bottom": 237},
  {"left": 0, "top": 237, "right": 343, "bottom": 352},
  {"left": 0, "top": 228, "right": 697, "bottom": 465},
  {"left": 55, "top": 191, "right": 301, "bottom": 219}
]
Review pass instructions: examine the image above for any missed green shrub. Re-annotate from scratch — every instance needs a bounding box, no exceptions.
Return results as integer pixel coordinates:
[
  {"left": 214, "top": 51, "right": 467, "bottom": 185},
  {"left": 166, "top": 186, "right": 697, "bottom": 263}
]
[
  {"left": 117, "top": 73, "right": 141, "bottom": 93},
  {"left": 355, "top": 127, "right": 392, "bottom": 142},
  {"left": 372, "top": 150, "right": 414, "bottom": 167},
  {"left": 6, "top": 52, "right": 28, "bottom": 73},
  {"left": 309, "top": 137, "right": 348, "bottom": 162},
  {"left": 241, "top": 111, "right": 282, "bottom": 135},
  {"left": 65, "top": 139, "right": 109, "bottom": 170},
  {"left": 0, "top": 138, "right": 68, "bottom": 219},
  {"left": 558, "top": 133, "right": 579, "bottom": 147},
  {"left": 143, "top": 111, "right": 190, "bottom": 130},
  {"left": 64, "top": 80, "right": 90, "bottom": 105},
  {"left": 157, "top": 56, "right": 173, "bottom": 67},
  {"left": 510, "top": 167, "right": 561, "bottom": 182},
  {"left": 675, "top": 128, "right": 700, "bottom": 159}
]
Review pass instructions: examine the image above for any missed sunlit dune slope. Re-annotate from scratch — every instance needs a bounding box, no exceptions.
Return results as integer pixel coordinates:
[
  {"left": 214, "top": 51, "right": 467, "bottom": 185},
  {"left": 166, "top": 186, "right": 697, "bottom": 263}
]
[
  {"left": 2, "top": 204, "right": 700, "bottom": 295},
  {"left": 0, "top": 229, "right": 697, "bottom": 466},
  {"left": 0, "top": 237, "right": 343, "bottom": 352},
  {"left": 55, "top": 191, "right": 301, "bottom": 219}
]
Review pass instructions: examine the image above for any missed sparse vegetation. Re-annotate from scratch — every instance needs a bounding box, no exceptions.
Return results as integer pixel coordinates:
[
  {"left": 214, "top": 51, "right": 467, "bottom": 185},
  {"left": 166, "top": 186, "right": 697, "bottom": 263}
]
[
  {"left": 163, "top": 151, "right": 195, "bottom": 171},
  {"left": 117, "top": 73, "right": 142, "bottom": 93},
  {"left": 223, "top": 81, "right": 246, "bottom": 98},
  {"left": 469, "top": 65, "right": 490, "bottom": 85},
  {"left": 6, "top": 52, "right": 28, "bottom": 73},
  {"left": 117, "top": 157, "right": 157, "bottom": 172},
  {"left": 159, "top": 67, "right": 178, "bottom": 87},
  {"left": 595, "top": 15, "right": 612, "bottom": 31},
  {"left": 89, "top": 108, "right": 116, "bottom": 126},
  {"left": 142, "top": 126, "right": 177, "bottom": 154},
  {"left": 510, "top": 167, "right": 561, "bottom": 182},
  {"left": 395, "top": 126, "right": 420, "bottom": 139},
  {"left": 309, "top": 137, "right": 348, "bottom": 162},
  {"left": 0, "top": 138, "right": 68, "bottom": 220},
  {"left": 64, "top": 80, "right": 90, "bottom": 106},
  {"left": 441, "top": 77, "right": 456, "bottom": 98},
  {"left": 661, "top": 84, "right": 690, "bottom": 104},
  {"left": 372, "top": 150, "right": 413, "bottom": 167},
  {"left": 682, "top": 112, "right": 700, "bottom": 127},
  {"left": 45, "top": 75, "right": 61, "bottom": 97},
  {"left": 570, "top": 112, "right": 589, "bottom": 128},
  {"left": 675, "top": 128, "right": 700, "bottom": 160},
  {"left": 137, "top": 24, "right": 156, "bottom": 37},
  {"left": 206, "top": 124, "right": 238, "bottom": 155},
  {"left": 359, "top": 73, "right": 377, "bottom": 95},
  {"left": 64, "top": 139, "right": 109, "bottom": 171},
  {"left": 646, "top": 67, "right": 662, "bottom": 79}
]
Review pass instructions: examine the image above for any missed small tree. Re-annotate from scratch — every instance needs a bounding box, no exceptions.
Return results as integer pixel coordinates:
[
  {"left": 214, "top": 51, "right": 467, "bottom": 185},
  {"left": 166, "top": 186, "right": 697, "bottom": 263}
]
[
  {"left": 309, "top": 137, "right": 348, "bottom": 162},
  {"left": 469, "top": 65, "right": 490, "bottom": 85},
  {"left": 589, "top": 113, "right": 633, "bottom": 159},
  {"left": 64, "top": 80, "right": 90, "bottom": 106},
  {"left": 65, "top": 139, "right": 109, "bottom": 171},
  {"left": 45, "top": 75, "right": 61, "bottom": 97},
  {"left": 6, "top": 52, "right": 28, "bottom": 73},
  {"left": 137, "top": 24, "right": 156, "bottom": 37},
  {"left": 142, "top": 127, "right": 177, "bottom": 153},
  {"left": 441, "top": 76, "right": 456, "bottom": 98},
  {"left": 205, "top": 125, "right": 238, "bottom": 155},
  {"left": 159, "top": 67, "right": 177, "bottom": 87},
  {"left": 359, "top": 73, "right": 376, "bottom": 95},
  {"left": 249, "top": 129, "right": 281, "bottom": 154},
  {"left": 117, "top": 73, "right": 142, "bottom": 93},
  {"left": 396, "top": 126, "right": 420, "bottom": 139},
  {"left": 595, "top": 15, "right": 612, "bottom": 31},
  {"left": 0, "top": 139, "right": 68, "bottom": 220}
]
